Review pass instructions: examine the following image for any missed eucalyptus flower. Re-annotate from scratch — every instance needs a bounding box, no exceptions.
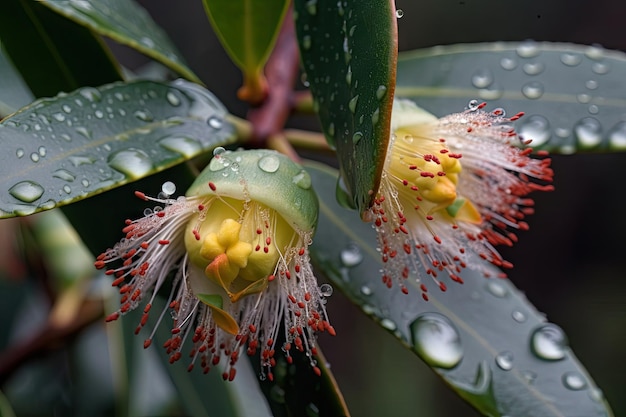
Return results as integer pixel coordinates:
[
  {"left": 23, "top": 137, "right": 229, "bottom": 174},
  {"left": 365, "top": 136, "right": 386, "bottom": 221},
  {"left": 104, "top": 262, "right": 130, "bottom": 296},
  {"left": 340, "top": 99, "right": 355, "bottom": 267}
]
[
  {"left": 95, "top": 149, "right": 333, "bottom": 381},
  {"left": 368, "top": 99, "right": 554, "bottom": 299}
]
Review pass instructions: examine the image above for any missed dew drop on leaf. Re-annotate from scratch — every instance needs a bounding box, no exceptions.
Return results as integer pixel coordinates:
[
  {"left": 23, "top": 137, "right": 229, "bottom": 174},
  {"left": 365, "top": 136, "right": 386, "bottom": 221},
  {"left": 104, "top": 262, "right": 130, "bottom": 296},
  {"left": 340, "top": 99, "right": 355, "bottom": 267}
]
[
  {"left": 258, "top": 154, "right": 280, "bottom": 173},
  {"left": 495, "top": 351, "right": 514, "bottom": 371},
  {"left": 9, "top": 181, "right": 44, "bottom": 203},
  {"left": 562, "top": 372, "right": 587, "bottom": 390},
  {"left": 107, "top": 148, "right": 154, "bottom": 178},
  {"left": 530, "top": 323, "right": 568, "bottom": 361},
  {"left": 410, "top": 313, "right": 463, "bottom": 369},
  {"left": 340, "top": 242, "right": 363, "bottom": 267}
]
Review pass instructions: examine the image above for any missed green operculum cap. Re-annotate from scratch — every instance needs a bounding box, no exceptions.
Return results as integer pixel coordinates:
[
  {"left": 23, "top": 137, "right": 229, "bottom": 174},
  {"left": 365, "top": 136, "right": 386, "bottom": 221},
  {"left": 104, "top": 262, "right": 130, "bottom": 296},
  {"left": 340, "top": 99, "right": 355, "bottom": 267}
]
[{"left": 184, "top": 148, "right": 319, "bottom": 304}]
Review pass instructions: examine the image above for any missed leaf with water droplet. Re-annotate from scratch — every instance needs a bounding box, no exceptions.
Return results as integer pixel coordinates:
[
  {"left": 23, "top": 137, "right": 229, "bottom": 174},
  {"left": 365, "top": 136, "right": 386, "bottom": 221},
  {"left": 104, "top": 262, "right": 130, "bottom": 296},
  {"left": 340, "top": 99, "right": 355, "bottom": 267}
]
[
  {"left": 0, "top": 79, "right": 236, "bottom": 217},
  {"left": 40, "top": 0, "right": 200, "bottom": 83},
  {"left": 306, "top": 160, "right": 613, "bottom": 417},
  {"left": 295, "top": 0, "right": 398, "bottom": 214},
  {"left": 202, "top": 0, "right": 289, "bottom": 103},
  {"left": 396, "top": 42, "right": 626, "bottom": 153}
]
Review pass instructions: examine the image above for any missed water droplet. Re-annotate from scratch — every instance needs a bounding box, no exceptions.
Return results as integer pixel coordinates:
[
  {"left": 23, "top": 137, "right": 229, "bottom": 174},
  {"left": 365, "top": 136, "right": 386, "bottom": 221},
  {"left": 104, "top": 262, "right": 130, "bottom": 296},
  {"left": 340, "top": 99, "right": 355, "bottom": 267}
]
[
  {"left": 521, "top": 81, "right": 544, "bottom": 99},
  {"left": 68, "top": 155, "right": 95, "bottom": 166},
  {"left": 94, "top": 110, "right": 104, "bottom": 119},
  {"left": 345, "top": 65, "right": 352, "bottom": 85},
  {"left": 500, "top": 57, "right": 517, "bottom": 70},
  {"left": 81, "top": 179, "right": 90, "bottom": 187},
  {"left": 585, "top": 45, "right": 604, "bottom": 60},
  {"left": 16, "top": 149, "right": 24, "bottom": 158},
  {"left": 207, "top": 116, "right": 223, "bottom": 129},
  {"left": 410, "top": 313, "right": 463, "bottom": 369},
  {"left": 530, "top": 323, "right": 568, "bottom": 361},
  {"left": 52, "top": 113, "right": 66, "bottom": 122},
  {"left": 574, "top": 117, "right": 602, "bottom": 147},
  {"left": 380, "top": 318, "right": 396, "bottom": 331},
  {"left": 589, "top": 388, "right": 604, "bottom": 402},
  {"left": 467, "top": 99, "right": 479, "bottom": 111},
  {"left": 134, "top": 110, "right": 153, "bottom": 122},
  {"left": 305, "top": 0, "right": 317, "bottom": 15},
  {"left": 30, "top": 153, "right": 40, "bottom": 162},
  {"left": 376, "top": 85, "right": 387, "bottom": 100},
  {"left": 62, "top": 185, "right": 72, "bottom": 194},
  {"left": 292, "top": 170, "right": 312, "bottom": 189},
  {"left": 395, "top": 9, "right": 404, "bottom": 18},
  {"left": 258, "top": 154, "right": 281, "bottom": 173},
  {"left": 523, "top": 370, "right": 537, "bottom": 384},
  {"left": 592, "top": 61, "right": 610, "bottom": 74},
  {"left": 495, "top": 351, "right": 514, "bottom": 371},
  {"left": 302, "top": 35, "right": 312, "bottom": 50},
  {"left": 161, "top": 181, "right": 176, "bottom": 196},
  {"left": 79, "top": 87, "right": 101, "bottom": 102},
  {"left": 471, "top": 68, "right": 493, "bottom": 88},
  {"left": 516, "top": 41, "right": 540, "bottom": 58},
  {"left": 562, "top": 372, "right": 587, "bottom": 390},
  {"left": 588, "top": 104, "right": 599, "bottom": 115},
  {"left": 348, "top": 95, "right": 359, "bottom": 113},
  {"left": 352, "top": 131, "right": 363, "bottom": 144},
  {"left": 577, "top": 93, "right": 591, "bottom": 104},
  {"left": 512, "top": 310, "right": 526, "bottom": 323},
  {"left": 159, "top": 136, "right": 202, "bottom": 157},
  {"left": 53, "top": 169, "right": 76, "bottom": 182},
  {"left": 306, "top": 402, "right": 319, "bottom": 417},
  {"left": 62, "top": 104, "right": 72, "bottom": 113},
  {"left": 585, "top": 79, "right": 598, "bottom": 90},
  {"left": 518, "top": 115, "right": 551, "bottom": 147},
  {"left": 9, "top": 181, "right": 44, "bottom": 203},
  {"left": 75, "top": 126, "right": 91, "bottom": 139},
  {"left": 485, "top": 281, "right": 508, "bottom": 298},
  {"left": 371, "top": 108, "right": 380, "bottom": 125},
  {"left": 478, "top": 83, "right": 504, "bottom": 100},
  {"left": 360, "top": 285, "right": 372, "bottom": 296},
  {"left": 270, "top": 385, "right": 286, "bottom": 404},
  {"left": 608, "top": 121, "right": 626, "bottom": 149},
  {"left": 319, "top": 283, "right": 333, "bottom": 297},
  {"left": 522, "top": 61, "right": 545, "bottom": 75},
  {"left": 108, "top": 148, "right": 154, "bottom": 178},
  {"left": 340, "top": 243, "right": 363, "bottom": 267},
  {"left": 140, "top": 36, "right": 155, "bottom": 47},
  {"left": 560, "top": 53, "right": 582, "bottom": 66},
  {"left": 166, "top": 91, "right": 181, "bottom": 106}
]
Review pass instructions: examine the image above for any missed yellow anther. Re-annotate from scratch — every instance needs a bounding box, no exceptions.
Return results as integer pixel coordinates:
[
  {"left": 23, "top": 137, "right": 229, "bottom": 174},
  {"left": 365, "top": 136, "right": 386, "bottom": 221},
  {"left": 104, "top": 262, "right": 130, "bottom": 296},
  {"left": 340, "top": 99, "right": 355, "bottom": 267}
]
[{"left": 421, "top": 177, "right": 457, "bottom": 206}]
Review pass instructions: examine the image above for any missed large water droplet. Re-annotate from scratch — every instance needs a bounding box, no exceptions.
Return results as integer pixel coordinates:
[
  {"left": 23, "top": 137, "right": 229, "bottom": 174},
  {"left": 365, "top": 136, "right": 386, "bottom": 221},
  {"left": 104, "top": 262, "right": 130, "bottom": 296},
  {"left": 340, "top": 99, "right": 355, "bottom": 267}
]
[
  {"left": 161, "top": 181, "right": 176, "bottom": 196},
  {"left": 471, "top": 68, "right": 494, "bottom": 89},
  {"left": 30, "top": 153, "right": 40, "bottom": 162},
  {"left": 340, "top": 243, "right": 363, "bottom": 267},
  {"left": 518, "top": 115, "right": 551, "bottom": 147},
  {"left": 608, "top": 121, "right": 626, "bottom": 149},
  {"left": 530, "top": 323, "right": 568, "bottom": 361},
  {"left": 560, "top": 52, "right": 582, "bottom": 67},
  {"left": 516, "top": 41, "right": 540, "bottom": 58},
  {"left": 591, "top": 61, "right": 610, "bottom": 75},
  {"left": 410, "top": 313, "right": 463, "bottom": 369},
  {"left": 574, "top": 117, "right": 602, "bottom": 147},
  {"left": 395, "top": 9, "right": 404, "bottom": 18},
  {"left": 166, "top": 91, "right": 181, "bottom": 106},
  {"left": 585, "top": 45, "right": 604, "bottom": 60},
  {"left": 485, "top": 281, "right": 509, "bottom": 298},
  {"left": 521, "top": 81, "right": 544, "bottom": 99},
  {"left": 207, "top": 116, "right": 223, "bottom": 129},
  {"left": 159, "top": 136, "right": 202, "bottom": 157},
  {"left": 9, "top": 181, "right": 44, "bottom": 203},
  {"left": 495, "top": 351, "right": 514, "bottom": 371},
  {"left": 292, "top": 170, "right": 312, "bottom": 190},
  {"left": 376, "top": 85, "right": 387, "bottom": 100},
  {"left": 108, "top": 148, "right": 154, "bottom": 178},
  {"left": 53, "top": 169, "right": 76, "bottom": 182},
  {"left": 562, "top": 372, "right": 587, "bottom": 390},
  {"left": 258, "top": 154, "right": 281, "bottom": 173}
]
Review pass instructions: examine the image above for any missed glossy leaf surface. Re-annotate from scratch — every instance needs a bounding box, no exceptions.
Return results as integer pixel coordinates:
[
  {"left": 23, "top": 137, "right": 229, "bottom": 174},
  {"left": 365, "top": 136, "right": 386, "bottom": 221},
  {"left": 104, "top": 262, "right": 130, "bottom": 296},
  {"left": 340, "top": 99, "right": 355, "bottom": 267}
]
[
  {"left": 397, "top": 42, "right": 626, "bottom": 153},
  {"left": 295, "top": 0, "right": 397, "bottom": 213},
  {"left": 42, "top": 0, "right": 200, "bottom": 83},
  {"left": 0, "top": 0, "right": 122, "bottom": 98},
  {"left": 0, "top": 80, "right": 235, "bottom": 218},
  {"left": 306, "top": 160, "right": 613, "bottom": 417}
]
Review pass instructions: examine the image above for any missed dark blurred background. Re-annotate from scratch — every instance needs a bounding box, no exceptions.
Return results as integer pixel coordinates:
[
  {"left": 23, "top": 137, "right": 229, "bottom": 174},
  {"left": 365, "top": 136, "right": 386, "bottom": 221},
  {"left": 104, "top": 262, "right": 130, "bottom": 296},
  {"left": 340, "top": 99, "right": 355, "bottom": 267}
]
[{"left": 4, "top": 1, "right": 626, "bottom": 416}]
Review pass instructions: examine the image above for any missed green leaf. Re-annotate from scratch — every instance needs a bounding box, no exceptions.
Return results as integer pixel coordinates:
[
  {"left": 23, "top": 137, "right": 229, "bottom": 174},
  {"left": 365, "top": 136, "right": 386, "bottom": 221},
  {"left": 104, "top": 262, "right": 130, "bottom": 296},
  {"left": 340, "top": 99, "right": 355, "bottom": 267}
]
[
  {"left": 0, "top": 0, "right": 123, "bottom": 98},
  {"left": 0, "top": 51, "right": 34, "bottom": 118},
  {"left": 41, "top": 0, "right": 201, "bottom": 84},
  {"left": 294, "top": 0, "right": 397, "bottom": 214},
  {"left": 397, "top": 42, "right": 626, "bottom": 153},
  {"left": 0, "top": 79, "right": 236, "bottom": 218},
  {"left": 202, "top": 0, "right": 289, "bottom": 102},
  {"left": 305, "top": 160, "right": 613, "bottom": 417}
]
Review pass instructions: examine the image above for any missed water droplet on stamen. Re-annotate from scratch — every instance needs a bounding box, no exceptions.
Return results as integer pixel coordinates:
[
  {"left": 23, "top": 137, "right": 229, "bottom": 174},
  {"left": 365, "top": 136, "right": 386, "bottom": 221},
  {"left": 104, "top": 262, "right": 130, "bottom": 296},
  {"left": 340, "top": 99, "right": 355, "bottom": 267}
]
[
  {"left": 258, "top": 154, "right": 281, "bottom": 173},
  {"left": 530, "top": 323, "right": 568, "bottom": 361},
  {"left": 162, "top": 181, "right": 176, "bottom": 196},
  {"left": 410, "top": 313, "right": 463, "bottom": 369},
  {"left": 319, "top": 283, "right": 333, "bottom": 297},
  {"left": 395, "top": 9, "right": 404, "bottom": 18},
  {"left": 467, "top": 99, "right": 479, "bottom": 111}
]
